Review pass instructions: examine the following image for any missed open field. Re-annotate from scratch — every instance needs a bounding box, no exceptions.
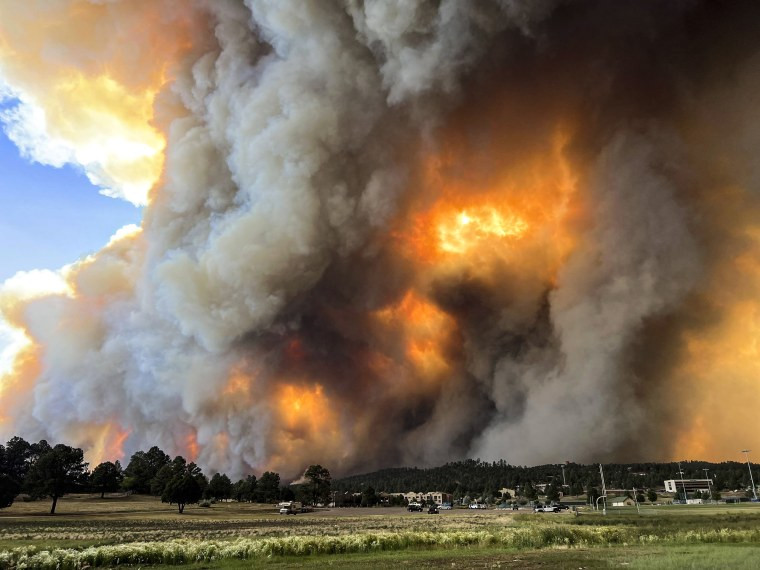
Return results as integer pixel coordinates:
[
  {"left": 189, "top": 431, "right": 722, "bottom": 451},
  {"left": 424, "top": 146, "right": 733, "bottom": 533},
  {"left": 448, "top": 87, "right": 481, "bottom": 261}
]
[{"left": 3, "top": 496, "right": 760, "bottom": 568}]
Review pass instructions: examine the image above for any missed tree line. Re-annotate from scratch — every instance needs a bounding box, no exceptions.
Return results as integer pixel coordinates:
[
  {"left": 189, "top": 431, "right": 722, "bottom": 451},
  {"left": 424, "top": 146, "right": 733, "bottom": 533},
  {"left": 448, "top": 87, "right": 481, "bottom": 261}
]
[
  {"left": 331, "top": 458, "right": 760, "bottom": 502},
  {"left": 0, "top": 436, "right": 331, "bottom": 514}
]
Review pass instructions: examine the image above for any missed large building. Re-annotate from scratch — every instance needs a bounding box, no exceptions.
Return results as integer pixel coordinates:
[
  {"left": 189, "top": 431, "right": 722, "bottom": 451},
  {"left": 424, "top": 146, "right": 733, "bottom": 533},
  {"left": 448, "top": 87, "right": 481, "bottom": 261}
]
[
  {"left": 664, "top": 479, "right": 713, "bottom": 494},
  {"left": 389, "top": 492, "right": 453, "bottom": 505}
]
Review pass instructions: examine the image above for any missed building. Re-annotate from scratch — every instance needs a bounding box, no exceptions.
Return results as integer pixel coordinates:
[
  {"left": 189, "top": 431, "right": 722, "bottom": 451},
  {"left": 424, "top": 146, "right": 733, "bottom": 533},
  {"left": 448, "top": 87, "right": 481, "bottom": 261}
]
[
  {"left": 389, "top": 492, "right": 453, "bottom": 505},
  {"left": 611, "top": 496, "right": 635, "bottom": 507},
  {"left": 664, "top": 479, "right": 712, "bottom": 494}
]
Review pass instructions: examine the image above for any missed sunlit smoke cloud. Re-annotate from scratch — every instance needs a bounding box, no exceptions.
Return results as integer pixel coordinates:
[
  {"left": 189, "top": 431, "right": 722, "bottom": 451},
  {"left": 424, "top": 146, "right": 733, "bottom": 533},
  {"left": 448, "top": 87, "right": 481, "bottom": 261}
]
[{"left": 1, "top": 0, "right": 760, "bottom": 479}]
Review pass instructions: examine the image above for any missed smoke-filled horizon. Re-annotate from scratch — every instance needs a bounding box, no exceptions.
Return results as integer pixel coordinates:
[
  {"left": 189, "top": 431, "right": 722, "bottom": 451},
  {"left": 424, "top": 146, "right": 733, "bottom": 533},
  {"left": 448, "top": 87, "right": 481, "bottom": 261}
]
[{"left": 1, "top": 0, "right": 760, "bottom": 480}]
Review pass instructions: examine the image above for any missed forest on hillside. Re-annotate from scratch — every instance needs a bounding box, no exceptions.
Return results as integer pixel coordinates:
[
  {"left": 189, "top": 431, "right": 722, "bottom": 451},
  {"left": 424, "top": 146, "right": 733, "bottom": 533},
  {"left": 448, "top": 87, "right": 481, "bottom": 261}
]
[{"left": 332, "top": 459, "right": 758, "bottom": 498}]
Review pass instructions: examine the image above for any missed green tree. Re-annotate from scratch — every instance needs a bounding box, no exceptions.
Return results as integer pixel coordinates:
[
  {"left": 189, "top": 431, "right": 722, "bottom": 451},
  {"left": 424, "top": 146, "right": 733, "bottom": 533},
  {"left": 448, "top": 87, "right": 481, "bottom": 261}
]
[
  {"left": 0, "top": 474, "right": 19, "bottom": 509},
  {"left": 303, "top": 464, "right": 331, "bottom": 506},
  {"left": 24, "top": 444, "right": 88, "bottom": 514},
  {"left": 361, "top": 486, "right": 378, "bottom": 507},
  {"left": 256, "top": 471, "right": 281, "bottom": 503},
  {"left": 90, "top": 461, "right": 123, "bottom": 498},
  {"left": 162, "top": 470, "right": 202, "bottom": 514},
  {"left": 586, "top": 485, "right": 600, "bottom": 505},
  {"left": 151, "top": 464, "right": 177, "bottom": 497},
  {"left": 207, "top": 473, "right": 233, "bottom": 500},
  {"left": 123, "top": 446, "right": 170, "bottom": 494},
  {"left": 546, "top": 482, "right": 561, "bottom": 503},
  {"left": 3, "top": 437, "right": 32, "bottom": 483},
  {"left": 646, "top": 489, "right": 658, "bottom": 503},
  {"left": 232, "top": 475, "right": 257, "bottom": 502},
  {"left": 0, "top": 444, "right": 20, "bottom": 508}
]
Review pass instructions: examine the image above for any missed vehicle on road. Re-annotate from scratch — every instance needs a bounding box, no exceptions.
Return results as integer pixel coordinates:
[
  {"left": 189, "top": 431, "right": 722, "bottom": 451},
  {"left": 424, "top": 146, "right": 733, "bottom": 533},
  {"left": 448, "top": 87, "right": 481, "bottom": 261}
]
[
  {"left": 439, "top": 503, "right": 452, "bottom": 510},
  {"left": 428, "top": 505, "right": 439, "bottom": 514},
  {"left": 407, "top": 502, "right": 423, "bottom": 512},
  {"left": 278, "top": 501, "right": 302, "bottom": 515}
]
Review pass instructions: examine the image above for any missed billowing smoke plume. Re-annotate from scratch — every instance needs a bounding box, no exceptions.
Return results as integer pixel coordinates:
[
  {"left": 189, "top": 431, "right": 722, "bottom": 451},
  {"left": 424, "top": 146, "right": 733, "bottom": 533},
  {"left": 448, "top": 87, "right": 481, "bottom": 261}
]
[{"left": 2, "top": 0, "right": 760, "bottom": 479}]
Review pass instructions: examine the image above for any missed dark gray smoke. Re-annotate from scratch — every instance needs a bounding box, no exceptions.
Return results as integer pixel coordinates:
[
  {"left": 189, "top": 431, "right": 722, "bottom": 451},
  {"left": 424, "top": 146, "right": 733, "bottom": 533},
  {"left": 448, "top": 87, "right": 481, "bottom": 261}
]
[{"left": 2, "top": 0, "right": 760, "bottom": 478}]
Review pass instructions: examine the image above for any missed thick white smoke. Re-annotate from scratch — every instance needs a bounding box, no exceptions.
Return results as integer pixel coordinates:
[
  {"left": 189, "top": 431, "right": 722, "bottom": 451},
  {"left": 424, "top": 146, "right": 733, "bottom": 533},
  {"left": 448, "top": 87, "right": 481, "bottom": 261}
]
[{"left": 2, "top": 0, "right": 760, "bottom": 478}]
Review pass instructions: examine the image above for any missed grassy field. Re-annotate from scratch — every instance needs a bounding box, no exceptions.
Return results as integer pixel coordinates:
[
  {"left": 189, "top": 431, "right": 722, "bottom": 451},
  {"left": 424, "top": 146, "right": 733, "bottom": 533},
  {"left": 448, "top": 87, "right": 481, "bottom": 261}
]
[{"left": 2, "top": 495, "right": 760, "bottom": 568}]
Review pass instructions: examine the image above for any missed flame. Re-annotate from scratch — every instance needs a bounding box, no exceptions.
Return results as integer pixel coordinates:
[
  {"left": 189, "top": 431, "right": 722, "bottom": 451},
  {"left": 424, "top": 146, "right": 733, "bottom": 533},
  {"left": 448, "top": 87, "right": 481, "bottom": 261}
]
[{"left": 437, "top": 207, "right": 529, "bottom": 254}]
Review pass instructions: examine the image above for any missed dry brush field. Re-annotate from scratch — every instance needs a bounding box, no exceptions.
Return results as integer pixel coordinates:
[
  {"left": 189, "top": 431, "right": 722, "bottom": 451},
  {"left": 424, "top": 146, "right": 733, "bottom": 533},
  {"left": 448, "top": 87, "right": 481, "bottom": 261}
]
[{"left": 2, "top": 496, "right": 760, "bottom": 568}]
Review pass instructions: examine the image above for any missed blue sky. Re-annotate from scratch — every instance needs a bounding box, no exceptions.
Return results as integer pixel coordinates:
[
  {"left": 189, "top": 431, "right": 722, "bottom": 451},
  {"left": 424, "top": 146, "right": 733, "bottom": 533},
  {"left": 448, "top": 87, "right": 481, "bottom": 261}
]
[{"left": 0, "top": 120, "right": 142, "bottom": 282}]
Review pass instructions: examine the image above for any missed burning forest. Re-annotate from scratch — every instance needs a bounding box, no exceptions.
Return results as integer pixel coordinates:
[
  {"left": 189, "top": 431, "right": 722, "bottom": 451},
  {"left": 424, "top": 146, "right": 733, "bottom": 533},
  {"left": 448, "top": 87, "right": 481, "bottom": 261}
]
[{"left": 1, "top": 0, "right": 760, "bottom": 480}]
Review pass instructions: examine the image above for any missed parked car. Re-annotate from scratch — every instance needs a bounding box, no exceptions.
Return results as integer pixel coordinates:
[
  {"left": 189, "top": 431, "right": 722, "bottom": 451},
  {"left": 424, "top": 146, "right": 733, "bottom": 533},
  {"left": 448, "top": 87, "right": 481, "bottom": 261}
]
[
  {"left": 407, "top": 502, "right": 423, "bottom": 512},
  {"left": 428, "top": 505, "right": 439, "bottom": 514}
]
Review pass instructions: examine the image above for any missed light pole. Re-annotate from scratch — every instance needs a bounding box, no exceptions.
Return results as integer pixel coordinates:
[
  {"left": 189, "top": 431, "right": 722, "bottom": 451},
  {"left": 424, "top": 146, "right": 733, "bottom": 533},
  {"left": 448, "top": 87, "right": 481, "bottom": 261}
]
[
  {"left": 741, "top": 450, "right": 758, "bottom": 501},
  {"left": 703, "top": 468, "right": 712, "bottom": 503},
  {"left": 561, "top": 464, "right": 566, "bottom": 487},
  {"left": 599, "top": 464, "right": 607, "bottom": 515},
  {"left": 678, "top": 462, "right": 687, "bottom": 503}
]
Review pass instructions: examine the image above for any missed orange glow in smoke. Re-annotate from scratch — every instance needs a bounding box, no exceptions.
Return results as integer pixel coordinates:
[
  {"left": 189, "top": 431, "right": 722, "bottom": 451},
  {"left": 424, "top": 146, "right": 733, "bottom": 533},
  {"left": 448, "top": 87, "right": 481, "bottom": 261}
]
[
  {"left": 277, "top": 383, "right": 334, "bottom": 432},
  {"left": 86, "top": 424, "right": 130, "bottom": 465},
  {"left": 264, "top": 382, "right": 344, "bottom": 473},
  {"left": 437, "top": 206, "right": 529, "bottom": 254},
  {"left": 374, "top": 290, "right": 457, "bottom": 380},
  {"left": 399, "top": 129, "right": 578, "bottom": 273},
  {"left": 0, "top": 1, "right": 211, "bottom": 204},
  {"left": 186, "top": 431, "right": 199, "bottom": 462},
  {"left": 223, "top": 370, "right": 251, "bottom": 398}
]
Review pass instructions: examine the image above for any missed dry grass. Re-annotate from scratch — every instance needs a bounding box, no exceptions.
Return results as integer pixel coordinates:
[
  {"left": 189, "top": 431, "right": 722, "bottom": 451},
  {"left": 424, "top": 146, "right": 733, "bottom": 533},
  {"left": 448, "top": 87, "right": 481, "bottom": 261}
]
[{"left": 3, "top": 495, "right": 760, "bottom": 568}]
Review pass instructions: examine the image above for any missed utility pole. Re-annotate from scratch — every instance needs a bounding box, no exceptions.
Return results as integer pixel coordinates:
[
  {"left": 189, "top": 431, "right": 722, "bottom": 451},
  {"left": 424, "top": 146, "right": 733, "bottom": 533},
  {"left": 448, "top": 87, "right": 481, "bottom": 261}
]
[
  {"left": 561, "top": 464, "right": 566, "bottom": 487},
  {"left": 741, "top": 450, "right": 758, "bottom": 501},
  {"left": 599, "top": 464, "right": 607, "bottom": 515}
]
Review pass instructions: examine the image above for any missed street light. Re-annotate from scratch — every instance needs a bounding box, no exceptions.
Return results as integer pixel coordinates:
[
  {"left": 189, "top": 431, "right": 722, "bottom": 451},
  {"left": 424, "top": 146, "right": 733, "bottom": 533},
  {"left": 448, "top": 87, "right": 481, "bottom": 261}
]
[
  {"left": 703, "top": 468, "right": 712, "bottom": 503},
  {"left": 678, "top": 462, "right": 687, "bottom": 503},
  {"left": 560, "top": 464, "right": 566, "bottom": 487},
  {"left": 741, "top": 450, "right": 758, "bottom": 501},
  {"left": 599, "top": 464, "right": 607, "bottom": 515}
]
